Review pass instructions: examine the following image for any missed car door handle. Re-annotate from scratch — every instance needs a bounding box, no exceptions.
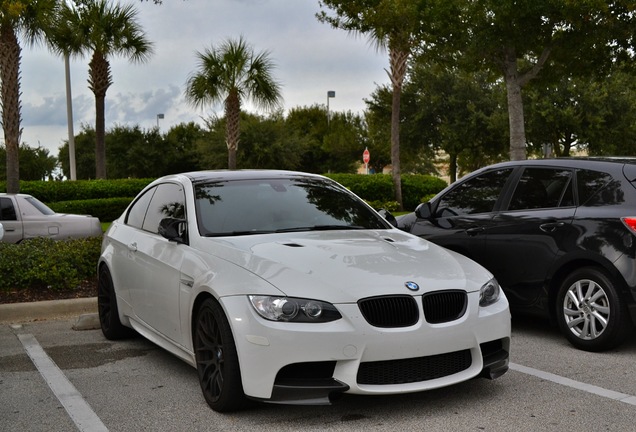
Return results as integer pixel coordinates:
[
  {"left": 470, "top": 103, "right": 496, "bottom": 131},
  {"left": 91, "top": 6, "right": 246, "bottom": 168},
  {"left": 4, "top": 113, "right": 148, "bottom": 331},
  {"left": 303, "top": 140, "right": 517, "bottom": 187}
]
[
  {"left": 127, "top": 242, "right": 138, "bottom": 252},
  {"left": 539, "top": 222, "right": 565, "bottom": 233},
  {"left": 466, "top": 227, "right": 485, "bottom": 236}
]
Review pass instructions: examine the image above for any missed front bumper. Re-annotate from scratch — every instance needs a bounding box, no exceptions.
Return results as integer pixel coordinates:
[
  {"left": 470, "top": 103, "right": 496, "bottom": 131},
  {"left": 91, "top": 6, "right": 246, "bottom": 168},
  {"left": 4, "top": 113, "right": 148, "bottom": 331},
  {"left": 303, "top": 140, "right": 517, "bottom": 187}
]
[{"left": 220, "top": 291, "right": 511, "bottom": 403}]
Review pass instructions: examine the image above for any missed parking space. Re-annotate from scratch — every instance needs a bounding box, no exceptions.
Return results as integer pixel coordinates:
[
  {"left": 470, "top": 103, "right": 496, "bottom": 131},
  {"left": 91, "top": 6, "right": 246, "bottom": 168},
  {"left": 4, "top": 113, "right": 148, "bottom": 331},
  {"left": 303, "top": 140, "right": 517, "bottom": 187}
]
[{"left": 1, "top": 316, "right": 636, "bottom": 431}]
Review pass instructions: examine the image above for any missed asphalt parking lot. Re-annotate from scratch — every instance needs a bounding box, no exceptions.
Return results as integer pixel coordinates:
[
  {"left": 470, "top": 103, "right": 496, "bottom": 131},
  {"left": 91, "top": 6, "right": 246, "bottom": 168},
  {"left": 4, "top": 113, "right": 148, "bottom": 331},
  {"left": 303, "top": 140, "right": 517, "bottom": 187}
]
[{"left": 1, "top": 309, "right": 636, "bottom": 432}]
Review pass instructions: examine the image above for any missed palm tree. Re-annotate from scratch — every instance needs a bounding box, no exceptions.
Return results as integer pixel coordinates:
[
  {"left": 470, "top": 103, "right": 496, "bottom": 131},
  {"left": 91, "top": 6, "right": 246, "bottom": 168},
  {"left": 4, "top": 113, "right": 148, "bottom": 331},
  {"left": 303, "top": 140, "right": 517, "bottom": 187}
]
[
  {"left": 50, "top": 0, "right": 152, "bottom": 179},
  {"left": 185, "top": 37, "right": 283, "bottom": 170},
  {"left": 0, "top": 0, "right": 57, "bottom": 193},
  {"left": 317, "top": 0, "right": 426, "bottom": 210}
]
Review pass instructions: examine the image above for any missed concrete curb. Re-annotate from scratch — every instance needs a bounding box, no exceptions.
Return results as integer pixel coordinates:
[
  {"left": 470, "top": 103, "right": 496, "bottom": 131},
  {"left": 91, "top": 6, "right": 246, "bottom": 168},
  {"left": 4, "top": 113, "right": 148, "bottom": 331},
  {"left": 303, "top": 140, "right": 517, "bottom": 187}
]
[{"left": 0, "top": 297, "right": 98, "bottom": 325}]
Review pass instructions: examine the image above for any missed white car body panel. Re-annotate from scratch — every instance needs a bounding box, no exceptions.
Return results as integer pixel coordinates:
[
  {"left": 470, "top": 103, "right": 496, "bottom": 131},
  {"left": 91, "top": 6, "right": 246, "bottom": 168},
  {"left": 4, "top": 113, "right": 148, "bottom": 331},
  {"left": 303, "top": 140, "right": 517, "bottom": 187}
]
[
  {"left": 98, "top": 170, "right": 511, "bottom": 407},
  {"left": 0, "top": 193, "right": 102, "bottom": 243}
]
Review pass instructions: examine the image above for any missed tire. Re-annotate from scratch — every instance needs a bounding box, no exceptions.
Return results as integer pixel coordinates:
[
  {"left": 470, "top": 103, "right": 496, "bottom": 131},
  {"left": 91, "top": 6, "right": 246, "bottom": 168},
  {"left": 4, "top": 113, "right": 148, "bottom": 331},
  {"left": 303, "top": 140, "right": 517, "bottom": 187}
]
[
  {"left": 194, "top": 298, "right": 247, "bottom": 412},
  {"left": 556, "top": 268, "right": 632, "bottom": 352},
  {"left": 97, "top": 266, "right": 134, "bottom": 340}
]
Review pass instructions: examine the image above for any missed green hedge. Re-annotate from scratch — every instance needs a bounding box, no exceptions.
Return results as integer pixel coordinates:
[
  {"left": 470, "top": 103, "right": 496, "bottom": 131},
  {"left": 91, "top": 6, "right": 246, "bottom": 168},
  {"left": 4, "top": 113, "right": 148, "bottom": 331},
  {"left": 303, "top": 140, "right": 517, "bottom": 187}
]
[
  {"left": 325, "top": 173, "right": 447, "bottom": 211},
  {"left": 2, "top": 174, "right": 446, "bottom": 220},
  {"left": 0, "top": 237, "right": 102, "bottom": 292},
  {"left": 48, "top": 197, "right": 135, "bottom": 223},
  {"left": 0, "top": 178, "right": 152, "bottom": 202},
  {"left": 0, "top": 173, "right": 447, "bottom": 293}
]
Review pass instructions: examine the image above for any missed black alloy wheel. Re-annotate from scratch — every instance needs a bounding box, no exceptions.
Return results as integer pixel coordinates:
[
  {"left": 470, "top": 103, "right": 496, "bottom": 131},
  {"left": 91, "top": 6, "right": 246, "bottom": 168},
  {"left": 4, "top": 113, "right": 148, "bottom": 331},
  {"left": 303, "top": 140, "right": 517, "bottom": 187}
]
[
  {"left": 97, "top": 266, "right": 134, "bottom": 340},
  {"left": 194, "top": 298, "right": 246, "bottom": 412},
  {"left": 556, "top": 267, "right": 632, "bottom": 352}
]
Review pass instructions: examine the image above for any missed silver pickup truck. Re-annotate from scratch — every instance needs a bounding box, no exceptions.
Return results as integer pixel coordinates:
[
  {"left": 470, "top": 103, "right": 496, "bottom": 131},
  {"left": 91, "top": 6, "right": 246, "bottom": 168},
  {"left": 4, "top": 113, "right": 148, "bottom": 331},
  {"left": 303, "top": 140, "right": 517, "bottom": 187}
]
[{"left": 0, "top": 193, "right": 102, "bottom": 243}]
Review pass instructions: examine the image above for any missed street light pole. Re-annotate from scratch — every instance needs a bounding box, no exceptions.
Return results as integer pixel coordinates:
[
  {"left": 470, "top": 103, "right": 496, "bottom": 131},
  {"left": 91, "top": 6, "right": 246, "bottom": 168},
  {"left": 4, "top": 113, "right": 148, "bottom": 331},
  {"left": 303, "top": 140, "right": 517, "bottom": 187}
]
[
  {"left": 327, "top": 91, "right": 335, "bottom": 125},
  {"left": 156, "top": 113, "right": 164, "bottom": 128}
]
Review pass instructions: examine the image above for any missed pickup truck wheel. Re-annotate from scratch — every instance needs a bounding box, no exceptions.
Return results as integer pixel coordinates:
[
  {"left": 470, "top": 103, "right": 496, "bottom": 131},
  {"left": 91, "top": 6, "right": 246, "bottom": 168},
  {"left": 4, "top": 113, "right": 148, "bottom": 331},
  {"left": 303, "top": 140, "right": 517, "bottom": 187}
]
[{"left": 98, "top": 266, "right": 134, "bottom": 340}]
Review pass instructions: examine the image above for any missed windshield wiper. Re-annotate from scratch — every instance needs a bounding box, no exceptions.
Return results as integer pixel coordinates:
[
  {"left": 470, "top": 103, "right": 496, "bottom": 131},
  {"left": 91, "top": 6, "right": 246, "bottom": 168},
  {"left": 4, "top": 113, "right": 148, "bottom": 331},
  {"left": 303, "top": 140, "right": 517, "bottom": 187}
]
[
  {"left": 275, "top": 225, "right": 366, "bottom": 233},
  {"left": 204, "top": 230, "right": 274, "bottom": 237}
]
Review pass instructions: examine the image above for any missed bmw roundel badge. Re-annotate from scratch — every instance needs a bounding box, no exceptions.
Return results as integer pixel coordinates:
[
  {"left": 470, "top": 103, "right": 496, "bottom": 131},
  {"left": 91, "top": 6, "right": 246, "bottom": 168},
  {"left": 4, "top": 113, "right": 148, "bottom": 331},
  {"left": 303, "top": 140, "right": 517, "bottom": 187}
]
[{"left": 405, "top": 281, "right": 420, "bottom": 291}]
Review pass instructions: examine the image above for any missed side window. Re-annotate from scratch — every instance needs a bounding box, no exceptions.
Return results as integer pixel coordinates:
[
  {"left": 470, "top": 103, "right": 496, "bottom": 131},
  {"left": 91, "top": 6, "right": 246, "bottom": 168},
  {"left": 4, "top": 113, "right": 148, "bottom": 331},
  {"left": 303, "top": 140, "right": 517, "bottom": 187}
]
[
  {"left": 126, "top": 187, "right": 157, "bottom": 229},
  {"left": 508, "top": 168, "right": 573, "bottom": 211},
  {"left": 435, "top": 169, "right": 512, "bottom": 217},
  {"left": 142, "top": 183, "right": 186, "bottom": 234},
  {"left": 0, "top": 197, "right": 17, "bottom": 221},
  {"left": 577, "top": 169, "right": 618, "bottom": 206}
]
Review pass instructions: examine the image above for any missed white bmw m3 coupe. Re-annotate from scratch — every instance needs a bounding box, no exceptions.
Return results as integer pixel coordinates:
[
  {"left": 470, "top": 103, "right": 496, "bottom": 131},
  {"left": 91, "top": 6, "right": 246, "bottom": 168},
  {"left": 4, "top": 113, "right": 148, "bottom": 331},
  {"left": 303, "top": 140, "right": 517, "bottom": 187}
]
[{"left": 97, "top": 170, "right": 510, "bottom": 412}]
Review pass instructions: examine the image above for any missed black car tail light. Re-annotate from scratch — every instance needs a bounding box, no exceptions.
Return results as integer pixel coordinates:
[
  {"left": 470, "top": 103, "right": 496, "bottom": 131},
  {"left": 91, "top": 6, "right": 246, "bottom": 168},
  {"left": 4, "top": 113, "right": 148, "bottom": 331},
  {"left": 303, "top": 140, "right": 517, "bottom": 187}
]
[{"left": 621, "top": 217, "right": 636, "bottom": 234}]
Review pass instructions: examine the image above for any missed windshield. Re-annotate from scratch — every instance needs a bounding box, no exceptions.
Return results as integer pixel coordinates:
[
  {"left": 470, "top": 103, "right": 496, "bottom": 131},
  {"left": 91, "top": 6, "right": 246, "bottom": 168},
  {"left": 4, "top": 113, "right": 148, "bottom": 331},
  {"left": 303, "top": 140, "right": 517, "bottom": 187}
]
[
  {"left": 194, "top": 177, "right": 390, "bottom": 236},
  {"left": 24, "top": 196, "right": 56, "bottom": 215}
]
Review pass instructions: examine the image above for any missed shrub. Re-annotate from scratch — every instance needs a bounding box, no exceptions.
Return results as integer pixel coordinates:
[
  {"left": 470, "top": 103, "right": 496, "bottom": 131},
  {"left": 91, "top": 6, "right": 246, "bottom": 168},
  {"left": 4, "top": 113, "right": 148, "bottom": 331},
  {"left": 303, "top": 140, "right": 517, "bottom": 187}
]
[
  {"left": 326, "top": 173, "right": 446, "bottom": 211},
  {"left": 1, "top": 178, "right": 152, "bottom": 202},
  {"left": 0, "top": 237, "right": 102, "bottom": 292},
  {"left": 48, "top": 197, "right": 134, "bottom": 222}
]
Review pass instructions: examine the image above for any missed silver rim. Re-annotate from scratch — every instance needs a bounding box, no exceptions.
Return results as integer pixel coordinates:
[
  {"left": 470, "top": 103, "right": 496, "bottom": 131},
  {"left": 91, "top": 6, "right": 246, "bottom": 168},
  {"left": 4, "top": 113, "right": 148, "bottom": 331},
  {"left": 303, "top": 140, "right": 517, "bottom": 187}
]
[{"left": 563, "top": 279, "right": 610, "bottom": 340}]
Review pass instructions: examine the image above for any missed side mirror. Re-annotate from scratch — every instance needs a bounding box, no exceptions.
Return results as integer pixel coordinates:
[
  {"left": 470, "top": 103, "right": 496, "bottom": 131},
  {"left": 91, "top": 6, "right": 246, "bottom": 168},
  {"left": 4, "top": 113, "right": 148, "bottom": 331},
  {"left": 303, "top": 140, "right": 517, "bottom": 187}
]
[
  {"left": 377, "top": 209, "right": 398, "bottom": 227},
  {"left": 415, "top": 202, "right": 433, "bottom": 219},
  {"left": 159, "top": 218, "right": 187, "bottom": 244}
]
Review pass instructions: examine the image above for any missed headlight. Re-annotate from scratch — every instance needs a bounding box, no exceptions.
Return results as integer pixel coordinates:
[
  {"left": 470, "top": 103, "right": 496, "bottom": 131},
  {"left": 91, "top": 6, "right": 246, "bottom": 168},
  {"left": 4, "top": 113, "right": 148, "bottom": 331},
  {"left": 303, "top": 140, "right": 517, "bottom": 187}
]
[
  {"left": 248, "top": 296, "right": 342, "bottom": 323},
  {"left": 479, "top": 278, "right": 501, "bottom": 307}
]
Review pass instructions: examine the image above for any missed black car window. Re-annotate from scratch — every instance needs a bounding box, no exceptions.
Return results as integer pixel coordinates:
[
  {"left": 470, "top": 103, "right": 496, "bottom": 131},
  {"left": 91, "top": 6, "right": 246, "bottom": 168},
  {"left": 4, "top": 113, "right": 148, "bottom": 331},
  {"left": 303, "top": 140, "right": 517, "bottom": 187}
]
[
  {"left": 142, "top": 183, "right": 186, "bottom": 234},
  {"left": 434, "top": 168, "right": 512, "bottom": 217},
  {"left": 126, "top": 187, "right": 156, "bottom": 229},
  {"left": 195, "top": 177, "right": 389, "bottom": 236},
  {"left": 577, "top": 169, "right": 617, "bottom": 206},
  {"left": 0, "top": 197, "right": 17, "bottom": 221},
  {"left": 508, "top": 168, "right": 573, "bottom": 211}
]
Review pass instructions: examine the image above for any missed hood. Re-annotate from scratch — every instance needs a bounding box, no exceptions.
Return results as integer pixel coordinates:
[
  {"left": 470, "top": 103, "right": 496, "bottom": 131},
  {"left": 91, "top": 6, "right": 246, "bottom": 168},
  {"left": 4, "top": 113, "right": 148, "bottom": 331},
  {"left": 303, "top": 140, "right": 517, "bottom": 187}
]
[{"left": 204, "top": 229, "right": 490, "bottom": 303}]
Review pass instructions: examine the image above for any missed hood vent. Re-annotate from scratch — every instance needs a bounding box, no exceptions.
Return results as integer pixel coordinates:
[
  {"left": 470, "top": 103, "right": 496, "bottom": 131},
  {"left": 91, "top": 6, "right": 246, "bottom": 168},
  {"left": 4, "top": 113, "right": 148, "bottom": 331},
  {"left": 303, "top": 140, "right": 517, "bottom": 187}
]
[{"left": 283, "top": 242, "right": 304, "bottom": 247}]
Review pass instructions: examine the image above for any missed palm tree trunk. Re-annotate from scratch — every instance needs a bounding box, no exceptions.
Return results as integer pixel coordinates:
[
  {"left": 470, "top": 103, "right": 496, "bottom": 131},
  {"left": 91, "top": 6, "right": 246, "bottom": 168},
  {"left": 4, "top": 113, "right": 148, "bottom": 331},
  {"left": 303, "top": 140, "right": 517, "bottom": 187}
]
[
  {"left": 0, "top": 24, "right": 22, "bottom": 193},
  {"left": 389, "top": 46, "right": 408, "bottom": 211},
  {"left": 94, "top": 93, "right": 107, "bottom": 179},
  {"left": 88, "top": 51, "right": 112, "bottom": 179},
  {"left": 225, "top": 90, "right": 240, "bottom": 170}
]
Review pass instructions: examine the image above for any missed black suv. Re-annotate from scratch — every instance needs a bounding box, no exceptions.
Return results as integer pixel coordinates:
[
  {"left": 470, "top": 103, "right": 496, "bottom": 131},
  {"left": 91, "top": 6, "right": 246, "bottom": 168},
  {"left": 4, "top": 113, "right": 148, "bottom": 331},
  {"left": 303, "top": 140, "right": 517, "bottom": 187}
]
[{"left": 397, "top": 158, "right": 636, "bottom": 351}]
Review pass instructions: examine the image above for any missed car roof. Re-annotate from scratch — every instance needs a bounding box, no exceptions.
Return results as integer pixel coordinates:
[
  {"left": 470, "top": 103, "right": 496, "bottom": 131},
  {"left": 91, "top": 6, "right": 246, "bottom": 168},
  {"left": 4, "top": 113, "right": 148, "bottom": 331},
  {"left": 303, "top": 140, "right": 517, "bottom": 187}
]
[
  {"left": 0, "top": 193, "right": 34, "bottom": 197},
  {"left": 153, "top": 170, "right": 328, "bottom": 185},
  {"left": 478, "top": 157, "right": 636, "bottom": 171}
]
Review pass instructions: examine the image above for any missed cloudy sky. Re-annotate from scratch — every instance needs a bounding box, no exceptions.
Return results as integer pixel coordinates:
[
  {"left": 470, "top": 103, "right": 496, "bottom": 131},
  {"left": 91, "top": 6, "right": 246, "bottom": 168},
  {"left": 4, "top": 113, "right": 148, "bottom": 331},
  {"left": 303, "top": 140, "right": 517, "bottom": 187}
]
[{"left": 13, "top": 0, "right": 389, "bottom": 156}]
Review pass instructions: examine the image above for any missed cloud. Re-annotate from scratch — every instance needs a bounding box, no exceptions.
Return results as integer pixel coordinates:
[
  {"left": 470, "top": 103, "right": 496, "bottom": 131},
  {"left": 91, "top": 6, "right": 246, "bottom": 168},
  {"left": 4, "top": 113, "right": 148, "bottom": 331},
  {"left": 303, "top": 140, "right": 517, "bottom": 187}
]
[{"left": 10, "top": 0, "right": 389, "bottom": 155}]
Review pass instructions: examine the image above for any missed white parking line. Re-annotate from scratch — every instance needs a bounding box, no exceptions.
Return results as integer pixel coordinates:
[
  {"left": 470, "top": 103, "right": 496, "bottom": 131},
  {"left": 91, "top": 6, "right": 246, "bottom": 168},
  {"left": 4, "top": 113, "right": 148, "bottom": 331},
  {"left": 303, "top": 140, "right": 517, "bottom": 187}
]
[
  {"left": 18, "top": 333, "right": 109, "bottom": 432},
  {"left": 510, "top": 362, "right": 636, "bottom": 406}
]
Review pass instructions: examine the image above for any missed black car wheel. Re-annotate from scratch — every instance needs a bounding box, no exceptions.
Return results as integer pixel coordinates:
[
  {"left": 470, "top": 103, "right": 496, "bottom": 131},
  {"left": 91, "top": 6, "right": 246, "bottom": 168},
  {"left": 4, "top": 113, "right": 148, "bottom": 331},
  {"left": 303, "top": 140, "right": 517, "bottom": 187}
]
[
  {"left": 556, "top": 268, "right": 632, "bottom": 352},
  {"left": 194, "top": 298, "right": 247, "bottom": 412},
  {"left": 97, "top": 266, "right": 134, "bottom": 340}
]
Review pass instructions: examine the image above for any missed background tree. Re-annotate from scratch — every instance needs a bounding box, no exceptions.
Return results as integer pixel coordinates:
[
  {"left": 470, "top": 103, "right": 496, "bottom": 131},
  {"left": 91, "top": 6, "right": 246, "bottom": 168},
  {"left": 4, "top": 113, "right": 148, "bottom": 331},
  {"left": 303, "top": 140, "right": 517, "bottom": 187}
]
[
  {"left": 322, "top": 111, "right": 369, "bottom": 173},
  {"left": 458, "top": 0, "right": 635, "bottom": 161},
  {"left": 524, "top": 66, "right": 636, "bottom": 157},
  {"left": 0, "top": 143, "right": 57, "bottom": 181},
  {"left": 51, "top": 0, "right": 153, "bottom": 179},
  {"left": 318, "top": 0, "right": 458, "bottom": 209},
  {"left": 185, "top": 36, "right": 283, "bottom": 170},
  {"left": 0, "top": 0, "right": 57, "bottom": 192},
  {"left": 284, "top": 105, "right": 331, "bottom": 173},
  {"left": 406, "top": 60, "right": 508, "bottom": 181}
]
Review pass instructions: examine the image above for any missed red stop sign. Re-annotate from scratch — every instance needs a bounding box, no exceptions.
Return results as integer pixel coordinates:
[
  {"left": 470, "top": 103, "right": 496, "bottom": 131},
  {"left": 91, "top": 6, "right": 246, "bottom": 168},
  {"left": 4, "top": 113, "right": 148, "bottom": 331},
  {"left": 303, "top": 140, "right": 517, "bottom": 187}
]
[{"left": 363, "top": 148, "right": 370, "bottom": 164}]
